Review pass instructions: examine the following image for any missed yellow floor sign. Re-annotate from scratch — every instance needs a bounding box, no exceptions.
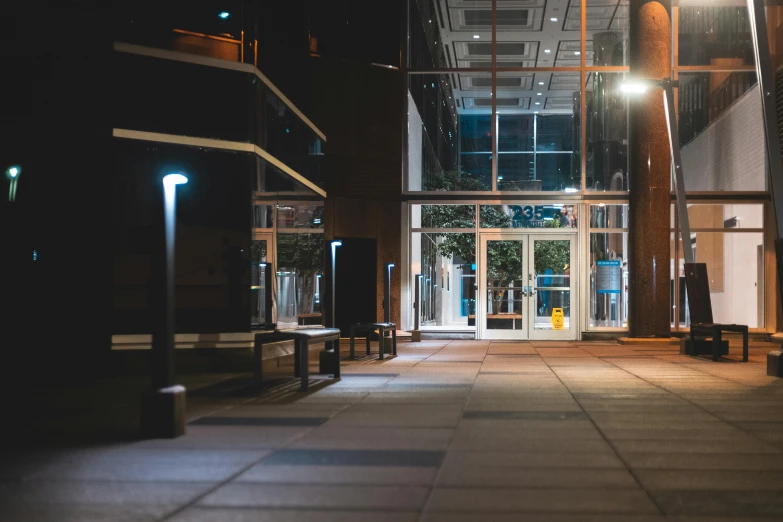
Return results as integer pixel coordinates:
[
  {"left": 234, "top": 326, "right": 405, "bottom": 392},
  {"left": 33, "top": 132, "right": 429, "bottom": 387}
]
[{"left": 551, "top": 308, "right": 564, "bottom": 330}]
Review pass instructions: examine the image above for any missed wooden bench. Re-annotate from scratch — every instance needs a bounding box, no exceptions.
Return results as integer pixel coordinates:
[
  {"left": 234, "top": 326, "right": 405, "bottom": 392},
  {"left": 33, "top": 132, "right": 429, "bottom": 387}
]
[
  {"left": 349, "top": 322, "right": 397, "bottom": 360},
  {"left": 685, "top": 263, "right": 748, "bottom": 362},
  {"left": 253, "top": 328, "right": 341, "bottom": 391}
]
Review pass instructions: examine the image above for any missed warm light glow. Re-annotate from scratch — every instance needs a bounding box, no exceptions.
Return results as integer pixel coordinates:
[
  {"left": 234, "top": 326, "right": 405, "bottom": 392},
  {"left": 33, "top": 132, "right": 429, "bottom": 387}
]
[
  {"left": 620, "top": 81, "right": 649, "bottom": 94},
  {"left": 163, "top": 173, "right": 188, "bottom": 187}
]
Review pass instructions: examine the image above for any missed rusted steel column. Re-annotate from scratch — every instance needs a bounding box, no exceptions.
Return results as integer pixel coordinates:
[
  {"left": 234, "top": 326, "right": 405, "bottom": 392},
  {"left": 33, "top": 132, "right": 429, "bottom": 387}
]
[{"left": 628, "top": 1, "right": 672, "bottom": 338}]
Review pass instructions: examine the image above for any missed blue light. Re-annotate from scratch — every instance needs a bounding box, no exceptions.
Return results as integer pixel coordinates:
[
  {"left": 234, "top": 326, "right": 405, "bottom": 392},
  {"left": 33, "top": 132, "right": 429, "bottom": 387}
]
[
  {"left": 219, "top": 12, "right": 230, "bottom": 19},
  {"left": 33, "top": 249, "right": 37, "bottom": 261},
  {"left": 285, "top": 128, "right": 290, "bottom": 133}
]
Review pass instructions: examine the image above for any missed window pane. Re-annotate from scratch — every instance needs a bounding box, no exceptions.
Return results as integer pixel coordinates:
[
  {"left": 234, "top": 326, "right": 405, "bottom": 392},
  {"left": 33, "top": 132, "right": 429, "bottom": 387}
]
[
  {"left": 678, "top": 232, "right": 764, "bottom": 328},
  {"left": 589, "top": 232, "right": 628, "bottom": 328},
  {"left": 253, "top": 205, "right": 274, "bottom": 229},
  {"left": 585, "top": 0, "right": 629, "bottom": 67},
  {"left": 499, "top": 115, "right": 534, "bottom": 152},
  {"left": 276, "top": 204, "right": 324, "bottom": 229},
  {"left": 685, "top": 204, "right": 764, "bottom": 229},
  {"left": 589, "top": 204, "right": 629, "bottom": 229},
  {"left": 412, "top": 232, "right": 476, "bottom": 331},
  {"left": 586, "top": 72, "right": 628, "bottom": 192},
  {"left": 678, "top": 3, "right": 754, "bottom": 67},
  {"left": 412, "top": 205, "right": 476, "bottom": 228},
  {"left": 276, "top": 232, "right": 324, "bottom": 327},
  {"left": 678, "top": 72, "right": 762, "bottom": 191},
  {"left": 408, "top": 74, "right": 490, "bottom": 191},
  {"left": 479, "top": 204, "right": 578, "bottom": 229}
]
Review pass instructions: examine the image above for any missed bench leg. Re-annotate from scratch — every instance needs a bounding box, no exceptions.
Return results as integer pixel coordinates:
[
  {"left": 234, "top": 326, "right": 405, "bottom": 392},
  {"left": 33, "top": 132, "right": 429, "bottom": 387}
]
[
  {"left": 712, "top": 329, "right": 721, "bottom": 362},
  {"left": 299, "top": 339, "right": 309, "bottom": 392},
  {"left": 333, "top": 339, "right": 341, "bottom": 378},
  {"left": 689, "top": 329, "right": 695, "bottom": 357},
  {"left": 253, "top": 345, "right": 263, "bottom": 385},
  {"left": 379, "top": 328, "right": 385, "bottom": 361},
  {"left": 350, "top": 325, "right": 356, "bottom": 360},
  {"left": 392, "top": 329, "right": 397, "bottom": 356},
  {"left": 294, "top": 344, "right": 301, "bottom": 378},
  {"left": 742, "top": 328, "right": 748, "bottom": 362},
  {"left": 366, "top": 331, "right": 371, "bottom": 356}
]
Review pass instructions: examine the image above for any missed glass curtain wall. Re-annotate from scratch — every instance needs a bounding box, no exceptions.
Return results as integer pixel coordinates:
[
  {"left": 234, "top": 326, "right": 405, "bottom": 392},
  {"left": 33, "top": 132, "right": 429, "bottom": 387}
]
[
  {"left": 407, "top": 0, "right": 632, "bottom": 194},
  {"left": 406, "top": 1, "right": 768, "bottom": 333}
]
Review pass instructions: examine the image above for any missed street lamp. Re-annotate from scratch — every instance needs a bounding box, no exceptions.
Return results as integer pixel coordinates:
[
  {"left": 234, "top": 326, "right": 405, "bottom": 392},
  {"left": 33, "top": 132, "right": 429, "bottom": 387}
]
[
  {"left": 6, "top": 165, "right": 21, "bottom": 202},
  {"left": 620, "top": 77, "right": 695, "bottom": 266},
  {"left": 384, "top": 263, "right": 395, "bottom": 323},
  {"left": 330, "top": 240, "right": 342, "bottom": 329},
  {"left": 142, "top": 172, "right": 188, "bottom": 438}
]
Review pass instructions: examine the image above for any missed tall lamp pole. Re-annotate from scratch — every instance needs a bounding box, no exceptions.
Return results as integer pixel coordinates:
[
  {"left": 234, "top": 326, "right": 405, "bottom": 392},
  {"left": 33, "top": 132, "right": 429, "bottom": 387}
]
[
  {"left": 384, "top": 263, "right": 394, "bottom": 323},
  {"left": 142, "top": 173, "right": 188, "bottom": 438},
  {"left": 330, "top": 240, "right": 342, "bottom": 328},
  {"left": 746, "top": 0, "right": 783, "bottom": 377}
]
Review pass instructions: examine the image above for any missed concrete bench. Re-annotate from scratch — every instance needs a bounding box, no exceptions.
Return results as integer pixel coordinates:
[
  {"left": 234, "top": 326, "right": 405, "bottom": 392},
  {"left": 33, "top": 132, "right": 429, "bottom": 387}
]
[
  {"left": 253, "top": 328, "right": 341, "bottom": 391},
  {"left": 349, "top": 322, "right": 397, "bottom": 360}
]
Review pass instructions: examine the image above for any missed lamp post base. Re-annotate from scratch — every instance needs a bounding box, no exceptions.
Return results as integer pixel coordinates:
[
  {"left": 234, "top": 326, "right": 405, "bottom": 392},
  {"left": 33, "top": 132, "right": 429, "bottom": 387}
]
[
  {"left": 140, "top": 385, "right": 187, "bottom": 438},
  {"left": 767, "top": 351, "right": 783, "bottom": 377}
]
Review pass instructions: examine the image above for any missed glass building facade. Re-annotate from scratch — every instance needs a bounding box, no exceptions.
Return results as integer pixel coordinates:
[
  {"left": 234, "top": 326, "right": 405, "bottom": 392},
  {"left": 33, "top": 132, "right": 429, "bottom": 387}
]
[{"left": 403, "top": 0, "right": 769, "bottom": 338}]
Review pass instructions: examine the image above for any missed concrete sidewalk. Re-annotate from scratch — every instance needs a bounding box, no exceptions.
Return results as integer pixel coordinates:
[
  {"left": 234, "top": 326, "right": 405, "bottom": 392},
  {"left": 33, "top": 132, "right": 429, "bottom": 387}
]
[{"left": 2, "top": 339, "right": 783, "bottom": 521}]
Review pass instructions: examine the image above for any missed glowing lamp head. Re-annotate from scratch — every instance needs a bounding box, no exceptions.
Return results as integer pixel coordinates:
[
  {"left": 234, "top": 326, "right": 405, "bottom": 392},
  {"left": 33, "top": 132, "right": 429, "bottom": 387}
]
[
  {"left": 219, "top": 12, "right": 230, "bottom": 19},
  {"left": 387, "top": 263, "right": 395, "bottom": 269},
  {"left": 331, "top": 240, "right": 342, "bottom": 248},
  {"left": 163, "top": 173, "right": 188, "bottom": 187},
  {"left": 7, "top": 166, "right": 20, "bottom": 178},
  {"left": 620, "top": 81, "right": 649, "bottom": 94}
]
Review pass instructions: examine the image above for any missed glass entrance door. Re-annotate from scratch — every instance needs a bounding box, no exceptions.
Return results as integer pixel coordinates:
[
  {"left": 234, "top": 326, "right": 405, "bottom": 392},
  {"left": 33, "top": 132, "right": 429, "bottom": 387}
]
[{"left": 478, "top": 233, "right": 576, "bottom": 340}]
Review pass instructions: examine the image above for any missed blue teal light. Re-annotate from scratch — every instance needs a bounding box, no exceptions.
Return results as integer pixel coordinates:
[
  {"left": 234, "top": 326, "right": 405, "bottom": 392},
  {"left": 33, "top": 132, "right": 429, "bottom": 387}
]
[{"left": 219, "top": 12, "right": 230, "bottom": 19}]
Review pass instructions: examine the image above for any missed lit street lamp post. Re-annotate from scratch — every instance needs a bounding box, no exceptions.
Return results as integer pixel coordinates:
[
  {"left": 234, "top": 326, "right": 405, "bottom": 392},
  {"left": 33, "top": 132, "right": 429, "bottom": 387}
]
[
  {"left": 330, "top": 240, "right": 342, "bottom": 329},
  {"left": 6, "top": 166, "right": 21, "bottom": 202},
  {"left": 141, "top": 173, "right": 188, "bottom": 438},
  {"left": 621, "top": 77, "right": 695, "bottom": 268}
]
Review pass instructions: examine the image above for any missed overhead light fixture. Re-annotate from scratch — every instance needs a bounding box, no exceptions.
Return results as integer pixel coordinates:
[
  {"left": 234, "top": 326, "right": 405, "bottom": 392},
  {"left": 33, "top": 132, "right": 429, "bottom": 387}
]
[
  {"left": 544, "top": 49, "right": 551, "bottom": 54},
  {"left": 550, "top": 18, "right": 558, "bottom": 22},
  {"left": 564, "top": 187, "right": 579, "bottom": 193},
  {"left": 534, "top": 111, "right": 538, "bottom": 114},
  {"left": 473, "top": 34, "right": 480, "bottom": 39},
  {"left": 535, "top": 102, "right": 540, "bottom": 105},
  {"left": 218, "top": 12, "right": 230, "bottom": 19},
  {"left": 537, "top": 92, "right": 542, "bottom": 96},
  {"left": 538, "top": 81, "right": 545, "bottom": 85},
  {"left": 575, "top": 51, "right": 581, "bottom": 55}
]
